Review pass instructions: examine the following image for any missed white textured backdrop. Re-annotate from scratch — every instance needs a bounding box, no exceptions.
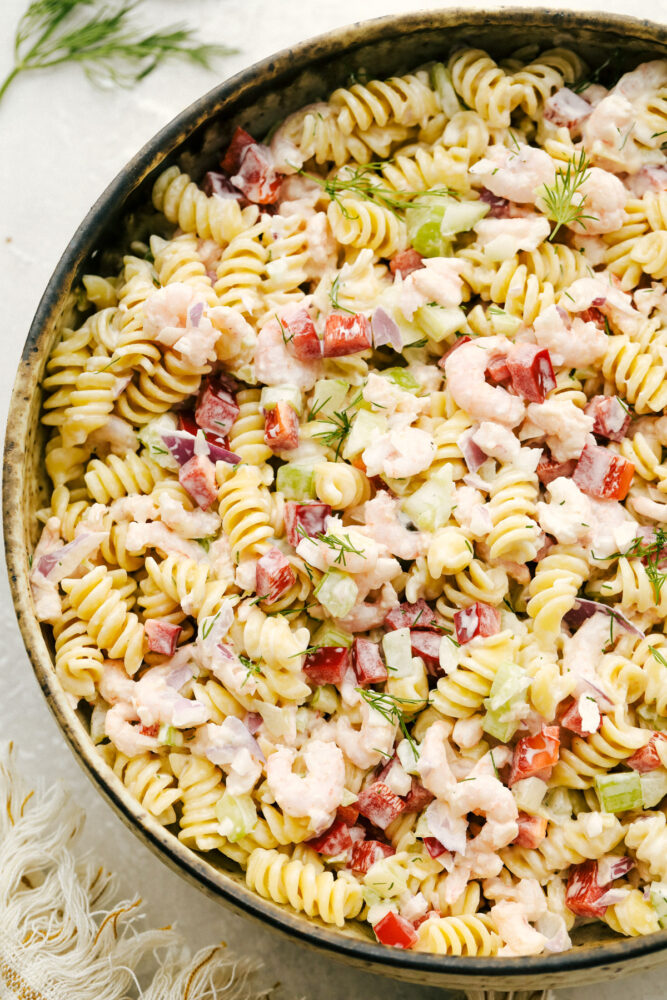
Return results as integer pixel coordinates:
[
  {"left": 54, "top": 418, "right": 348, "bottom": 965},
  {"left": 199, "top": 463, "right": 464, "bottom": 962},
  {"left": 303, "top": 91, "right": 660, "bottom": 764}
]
[{"left": 2, "top": 2, "right": 667, "bottom": 997}]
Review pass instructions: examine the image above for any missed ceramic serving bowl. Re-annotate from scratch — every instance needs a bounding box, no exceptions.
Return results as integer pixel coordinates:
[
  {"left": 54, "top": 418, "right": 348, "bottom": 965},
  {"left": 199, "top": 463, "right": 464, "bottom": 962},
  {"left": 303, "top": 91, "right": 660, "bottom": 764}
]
[{"left": 5, "top": 7, "right": 667, "bottom": 990}]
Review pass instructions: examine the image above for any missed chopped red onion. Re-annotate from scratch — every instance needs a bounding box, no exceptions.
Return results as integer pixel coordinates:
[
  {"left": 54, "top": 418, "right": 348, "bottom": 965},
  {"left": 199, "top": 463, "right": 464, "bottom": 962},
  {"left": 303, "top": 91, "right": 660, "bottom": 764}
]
[
  {"left": 188, "top": 301, "right": 204, "bottom": 327},
  {"left": 458, "top": 429, "right": 487, "bottom": 473},
  {"left": 204, "top": 716, "right": 265, "bottom": 764},
  {"left": 597, "top": 888, "right": 631, "bottom": 907},
  {"left": 36, "top": 531, "right": 108, "bottom": 583},
  {"left": 371, "top": 307, "right": 403, "bottom": 351},
  {"left": 161, "top": 429, "right": 240, "bottom": 467},
  {"left": 564, "top": 599, "right": 644, "bottom": 638},
  {"left": 592, "top": 296, "right": 606, "bottom": 307},
  {"left": 112, "top": 375, "right": 132, "bottom": 399},
  {"left": 597, "top": 855, "right": 635, "bottom": 885}
]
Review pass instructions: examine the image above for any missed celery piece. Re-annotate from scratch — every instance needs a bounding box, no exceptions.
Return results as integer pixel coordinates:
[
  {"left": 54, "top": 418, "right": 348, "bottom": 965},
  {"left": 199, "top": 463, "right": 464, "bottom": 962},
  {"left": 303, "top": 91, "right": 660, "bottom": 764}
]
[
  {"left": 214, "top": 790, "right": 257, "bottom": 843},
  {"left": 430, "top": 64, "right": 461, "bottom": 117},
  {"left": 382, "top": 367, "right": 420, "bottom": 393},
  {"left": 137, "top": 414, "right": 180, "bottom": 470},
  {"left": 260, "top": 384, "right": 303, "bottom": 415},
  {"left": 397, "top": 738, "right": 421, "bottom": 775},
  {"left": 415, "top": 303, "right": 466, "bottom": 343},
  {"left": 311, "top": 622, "right": 354, "bottom": 648},
  {"left": 276, "top": 463, "right": 316, "bottom": 500},
  {"left": 340, "top": 787, "right": 359, "bottom": 807},
  {"left": 309, "top": 684, "right": 339, "bottom": 715},
  {"left": 413, "top": 220, "right": 451, "bottom": 258},
  {"left": 441, "top": 200, "right": 489, "bottom": 237},
  {"left": 650, "top": 883, "right": 667, "bottom": 928},
  {"left": 315, "top": 568, "right": 358, "bottom": 618},
  {"left": 637, "top": 703, "right": 667, "bottom": 732},
  {"left": 310, "top": 378, "right": 349, "bottom": 420},
  {"left": 382, "top": 627, "right": 413, "bottom": 678},
  {"left": 414, "top": 812, "right": 431, "bottom": 839},
  {"left": 641, "top": 768, "right": 667, "bottom": 809},
  {"left": 595, "top": 771, "right": 643, "bottom": 813},
  {"left": 482, "top": 662, "right": 530, "bottom": 743},
  {"left": 342, "top": 410, "right": 388, "bottom": 460},
  {"left": 158, "top": 724, "right": 184, "bottom": 747},
  {"left": 401, "top": 466, "right": 454, "bottom": 532},
  {"left": 512, "top": 776, "right": 548, "bottom": 815},
  {"left": 489, "top": 309, "right": 522, "bottom": 337},
  {"left": 364, "top": 857, "right": 408, "bottom": 898}
]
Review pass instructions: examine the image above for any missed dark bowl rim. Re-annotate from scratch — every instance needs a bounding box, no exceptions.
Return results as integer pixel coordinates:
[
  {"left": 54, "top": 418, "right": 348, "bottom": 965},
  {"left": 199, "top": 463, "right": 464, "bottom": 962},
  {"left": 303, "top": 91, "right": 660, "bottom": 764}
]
[{"left": 6, "top": 5, "right": 667, "bottom": 983}]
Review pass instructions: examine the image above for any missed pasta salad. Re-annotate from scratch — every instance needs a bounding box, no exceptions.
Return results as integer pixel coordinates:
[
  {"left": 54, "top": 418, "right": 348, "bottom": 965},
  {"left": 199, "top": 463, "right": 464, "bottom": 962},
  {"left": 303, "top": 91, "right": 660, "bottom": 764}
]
[{"left": 30, "top": 45, "right": 667, "bottom": 956}]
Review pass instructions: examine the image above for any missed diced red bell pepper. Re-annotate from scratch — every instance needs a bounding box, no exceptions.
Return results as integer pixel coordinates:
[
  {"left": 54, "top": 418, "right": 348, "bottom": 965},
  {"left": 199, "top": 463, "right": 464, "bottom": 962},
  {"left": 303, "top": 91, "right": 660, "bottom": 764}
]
[
  {"left": 139, "top": 722, "right": 160, "bottom": 738},
  {"left": 178, "top": 454, "right": 218, "bottom": 510},
  {"left": 350, "top": 840, "right": 395, "bottom": 873},
  {"left": 307, "top": 818, "right": 353, "bottom": 856},
  {"left": 323, "top": 313, "right": 372, "bottom": 357},
  {"left": 385, "top": 600, "right": 440, "bottom": 632},
  {"left": 513, "top": 813, "right": 548, "bottom": 848},
  {"left": 410, "top": 630, "right": 442, "bottom": 676},
  {"left": 508, "top": 725, "right": 560, "bottom": 786},
  {"left": 178, "top": 410, "right": 230, "bottom": 451},
  {"left": 485, "top": 352, "right": 511, "bottom": 386},
  {"left": 479, "top": 188, "right": 511, "bottom": 218},
  {"left": 281, "top": 309, "right": 322, "bottom": 360},
  {"left": 195, "top": 378, "right": 240, "bottom": 437},
  {"left": 403, "top": 778, "right": 434, "bottom": 812},
  {"left": 221, "top": 126, "right": 257, "bottom": 174},
  {"left": 414, "top": 909, "right": 442, "bottom": 928},
  {"left": 373, "top": 911, "right": 418, "bottom": 949},
  {"left": 566, "top": 860, "right": 608, "bottom": 918},
  {"left": 356, "top": 782, "right": 405, "bottom": 829},
  {"left": 304, "top": 646, "right": 350, "bottom": 685},
  {"left": 507, "top": 343, "right": 556, "bottom": 403},
  {"left": 560, "top": 698, "right": 601, "bottom": 738},
  {"left": 255, "top": 548, "right": 296, "bottom": 604},
  {"left": 202, "top": 171, "right": 244, "bottom": 201},
  {"left": 579, "top": 305, "right": 606, "bottom": 327},
  {"left": 389, "top": 248, "right": 425, "bottom": 279},
  {"left": 627, "top": 733, "right": 667, "bottom": 773},
  {"left": 536, "top": 451, "right": 577, "bottom": 485},
  {"left": 264, "top": 401, "right": 299, "bottom": 450},
  {"left": 352, "top": 638, "right": 387, "bottom": 684},
  {"left": 145, "top": 619, "right": 182, "bottom": 656},
  {"left": 423, "top": 837, "right": 449, "bottom": 859},
  {"left": 231, "top": 142, "right": 281, "bottom": 204},
  {"left": 585, "top": 395, "right": 631, "bottom": 443},
  {"left": 573, "top": 442, "right": 634, "bottom": 501},
  {"left": 437, "top": 335, "right": 472, "bottom": 370},
  {"left": 284, "top": 501, "right": 331, "bottom": 547},
  {"left": 454, "top": 602, "right": 501, "bottom": 644},
  {"left": 337, "top": 803, "right": 360, "bottom": 826}
]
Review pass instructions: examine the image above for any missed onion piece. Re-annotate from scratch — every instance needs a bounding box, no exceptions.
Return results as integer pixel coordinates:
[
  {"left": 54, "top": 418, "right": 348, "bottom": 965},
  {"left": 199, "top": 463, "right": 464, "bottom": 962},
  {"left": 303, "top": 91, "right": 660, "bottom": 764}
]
[
  {"left": 597, "top": 888, "right": 631, "bottom": 907},
  {"left": 371, "top": 307, "right": 403, "bottom": 351},
  {"left": 112, "top": 375, "right": 132, "bottom": 399},
  {"left": 598, "top": 855, "right": 635, "bottom": 885},
  {"left": 35, "top": 531, "right": 108, "bottom": 583},
  {"left": 161, "top": 429, "right": 240, "bottom": 467},
  {"left": 564, "top": 599, "right": 644, "bottom": 638},
  {"left": 458, "top": 429, "right": 487, "bottom": 473}
]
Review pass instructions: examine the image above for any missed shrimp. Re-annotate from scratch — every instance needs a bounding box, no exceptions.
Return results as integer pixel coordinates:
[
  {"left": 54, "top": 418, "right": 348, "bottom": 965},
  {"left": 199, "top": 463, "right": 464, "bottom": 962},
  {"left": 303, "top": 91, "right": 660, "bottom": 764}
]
[
  {"left": 265, "top": 739, "right": 346, "bottom": 832},
  {"left": 362, "top": 426, "right": 436, "bottom": 478},
  {"left": 157, "top": 492, "right": 221, "bottom": 539},
  {"left": 134, "top": 661, "right": 208, "bottom": 730},
  {"left": 399, "top": 257, "right": 465, "bottom": 319},
  {"left": 190, "top": 717, "right": 264, "bottom": 796},
  {"left": 87, "top": 415, "right": 139, "bottom": 456},
  {"left": 105, "top": 701, "right": 159, "bottom": 757},
  {"left": 445, "top": 338, "right": 525, "bottom": 426},
  {"left": 336, "top": 698, "right": 397, "bottom": 769},
  {"left": 614, "top": 60, "right": 667, "bottom": 102},
  {"left": 469, "top": 144, "right": 556, "bottom": 204},
  {"left": 522, "top": 398, "right": 594, "bottom": 462},
  {"left": 126, "top": 521, "right": 208, "bottom": 562},
  {"left": 490, "top": 901, "right": 549, "bottom": 957},
  {"left": 473, "top": 216, "right": 551, "bottom": 259},
  {"left": 562, "top": 277, "right": 644, "bottom": 338},
  {"left": 362, "top": 372, "right": 423, "bottom": 421},
  {"left": 532, "top": 304, "right": 606, "bottom": 368},
  {"left": 360, "top": 491, "right": 426, "bottom": 560},
  {"left": 144, "top": 283, "right": 218, "bottom": 366},
  {"left": 99, "top": 658, "right": 137, "bottom": 705},
  {"left": 417, "top": 721, "right": 457, "bottom": 799},
  {"left": 582, "top": 94, "right": 643, "bottom": 173},
  {"left": 570, "top": 168, "right": 627, "bottom": 235},
  {"left": 254, "top": 317, "right": 321, "bottom": 390},
  {"left": 337, "top": 582, "right": 400, "bottom": 632},
  {"left": 471, "top": 422, "right": 521, "bottom": 464},
  {"left": 207, "top": 305, "right": 256, "bottom": 365}
]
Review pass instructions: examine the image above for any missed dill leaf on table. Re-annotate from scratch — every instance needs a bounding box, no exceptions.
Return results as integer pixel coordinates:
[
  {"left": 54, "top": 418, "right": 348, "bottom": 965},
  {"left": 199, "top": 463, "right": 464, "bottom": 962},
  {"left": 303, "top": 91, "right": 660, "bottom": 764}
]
[{"left": 1, "top": 0, "right": 236, "bottom": 104}]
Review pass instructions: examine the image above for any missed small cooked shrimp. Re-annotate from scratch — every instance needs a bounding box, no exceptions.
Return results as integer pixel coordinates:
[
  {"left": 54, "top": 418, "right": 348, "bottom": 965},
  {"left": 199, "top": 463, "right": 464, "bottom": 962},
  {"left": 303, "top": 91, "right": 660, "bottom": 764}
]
[
  {"left": 523, "top": 398, "right": 594, "bottom": 462},
  {"left": 134, "top": 662, "right": 208, "bottom": 730},
  {"left": 491, "top": 901, "right": 549, "bottom": 957},
  {"left": 207, "top": 305, "right": 257, "bottom": 364},
  {"left": 337, "top": 582, "right": 400, "bottom": 632},
  {"left": 417, "top": 720, "right": 457, "bottom": 799},
  {"left": 473, "top": 216, "right": 551, "bottom": 259},
  {"left": 336, "top": 697, "right": 397, "bottom": 769},
  {"left": 469, "top": 144, "right": 556, "bottom": 204},
  {"left": 125, "top": 521, "right": 208, "bottom": 562},
  {"left": 399, "top": 258, "right": 465, "bottom": 319},
  {"left": 582, "top": 94, "right": 643, "bottom": 173},
  {"left": 105, "top": 701, "right": 159, "bottom": 757},
  {"left": 265, "top": 739, "right": 346, "bottom": 832},
  {"left": 445, "top": 339, "right": 525, "bottom": 427},
  {"left": 99, "top": 658, "right": 137, "bottom": 705},
  {"left": 362, "top": 426, "right": 436, "bottom": 479},
  {"left": 360, "top": 491, "right": 426, "bottom": 560},
  {"left": 532, "top": 304, "right": 606, "bottom": 368},
  {"left": 157, "top": 492, "right": 221, "bottom": 539},
  {"left": 569, "top": 168, "right": 627, "bottom": 235},
  {"left": 254, "top": 317, "right": 321, "bottom": 390}
]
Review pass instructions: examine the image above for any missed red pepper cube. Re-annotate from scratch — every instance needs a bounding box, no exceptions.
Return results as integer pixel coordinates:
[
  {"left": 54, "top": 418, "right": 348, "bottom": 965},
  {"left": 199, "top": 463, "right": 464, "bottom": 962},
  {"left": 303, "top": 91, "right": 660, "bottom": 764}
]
[
  {"left": 402, "top": 778, "right": 435, "bottom": 812},
  {"left": 282, "top": 309, "right": 322, "bottom": 360},
  {"left": 337, "top": 803, "right": 360, "bottom": 826},
  {"left": 560, "top": 698, "right": 601, "bottom": 738},
  {"left": 437, "top": 335, "right": 472, "bottom": 370},
  {"left": 423, "top": 837, "right": 449, "bottom": 859},
  {"left": 307, "top": 818, "right": 353, "bottom": 856},
  {"left": 485, "top": 352, "right": 511, "bottom": 386},
  {"left": 304, "top": 647, "right": 350, "bottom": 685},
  {"left": 409, "top": 630, "right": 442, "bottom": 676},
  {"left": 352, "top": 638, "right": 387, "bottom": 684},
  {"left": 145, "top": 619, "right": 182, "bottom": 656},
  {"left": 513, "top": 812, "right": 548, "bottom": 848},
  {"left": 454, "top": 602, "right": 501, "bottom": 644},
  {"left": 179, "top": 409, "right": 230, "bottom": 451},
  {"left": 385, "top": 600, "right": 440, "bottom": 632},
  {"left": 231, "top": 142, "right": 281, "bottom": 204},
  {"left": 566, "top": 860, "right": 608, "bottom": 918},
  {"left": 508, "top": 725, "right": 560, "bottom": 786},
  {"left": 627, "top": 733, "right": 667, "bottom": 773},
  {"left": 139, "top": 722, "right": 160, "bottom": 738},
  {"left": 264, "top": 401, "right": 300, "bottom": 450},
  {"left": 195, "top": 378, "right": 240, "bottom": 437},
  {"left": 507, "top": 343, "right": 556, "bottom": 403},
  {"left": 579, "top": 305, "right": 606, "bottom": 327},
  {"left": 573, "top": 442, "right": 635, "bottom": 501},
  {"left": 350, "top": 840, "right": 395, "bottom": 873},
  {"left": 220, "top": 126, "right": 257, "bottom": 174},
  {"left": 356, "top": 782, "right": 405, "bottom": 830},
  {"left": 178, "top": 454, "right": 218, "bottom": 510},
  {"left": 536, "top": 451, "right": 577, "bottom": 485},
  {"left": 389, "top": 248, "right": 425, "bottom": 279},
  {"left": 323, "top": 313, "right": 372, "bottom": 357},
  {"left": 373, "top": 911, "right": 418, "bottom": 949},
  {"left": 284, "top": 501, "right": 331, "bottom": 547},
  {"left": 255, "top": 548, "right": 296, "bottom": 604},
  {"left": 414, "top": 908, "right": 442, "bottom": 928},
  {"left": 480, "top": 188, "right": 511, "bottom": 218},
  {"left": 202, "top": 171, "right": 244, "bottom": 201},
  {"left": 585, "top": 395, "right": 632, "bottom": 443}
]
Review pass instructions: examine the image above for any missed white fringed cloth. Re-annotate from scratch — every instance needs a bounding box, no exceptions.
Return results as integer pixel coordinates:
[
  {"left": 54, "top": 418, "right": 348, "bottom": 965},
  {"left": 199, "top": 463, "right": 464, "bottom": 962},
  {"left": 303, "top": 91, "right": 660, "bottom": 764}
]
[{"left": 0, "top": 743, "right": 265, "bottom": 1000}]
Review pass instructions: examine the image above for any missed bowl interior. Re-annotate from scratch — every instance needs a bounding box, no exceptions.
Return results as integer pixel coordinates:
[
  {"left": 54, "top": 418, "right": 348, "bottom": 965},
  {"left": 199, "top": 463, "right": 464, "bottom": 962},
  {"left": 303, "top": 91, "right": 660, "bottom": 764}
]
[{"left": 6, "top": 7, "right": 667, "bottom": 989}]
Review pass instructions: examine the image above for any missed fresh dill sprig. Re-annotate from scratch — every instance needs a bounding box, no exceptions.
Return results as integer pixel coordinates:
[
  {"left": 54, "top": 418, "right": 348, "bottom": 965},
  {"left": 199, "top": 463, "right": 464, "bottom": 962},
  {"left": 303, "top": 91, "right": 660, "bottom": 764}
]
[
  {"left": 312, "top": 394, "right": 361, "bottom": 461},
  {"left": 540, "top": 151, "right": 598, "bottom": 241},
  {"left": 356, "top": 687, "right": 422, "bottom": 758},
  {"left": 592, "top": 527, "right": 667, "bottom": 605},
  {"left": 300, "top": 163, "right": 455, "bottom": 219},
  {"left": 1, "top": 0, "right": 235, "bottom": 105},
  {"left": 329, "top": 274, "right": 355, "bottom": 315},
  {"left": 299, "top": 525, "right": 364, "bottom": 567},
  {"left": 649, "top": 646, "right": 667, "bottom": 668},
  {"left": 239, "top": 654, "right": 262, "bottom": 686}
]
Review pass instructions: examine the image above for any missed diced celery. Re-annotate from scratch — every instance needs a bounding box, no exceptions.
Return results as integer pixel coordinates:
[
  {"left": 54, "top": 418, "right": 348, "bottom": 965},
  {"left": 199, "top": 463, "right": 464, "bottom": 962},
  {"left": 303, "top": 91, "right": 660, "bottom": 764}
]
[
  {"left": 343, "top": 410, "right": 388, "bottom": 460},
  {"left": 641, "top": 768, "right": 667, "bottom": 808},
  {"left": 296, "top": 706, "right": 315, "bottom": 732},
  {"left": 315, "top": 569, "right": 358, "bottom": 618},
  {"left": 311, "top": 622, "right": 354, "bottom": 648},
  {"left": 364, "top": 857, "right": 408, "bottom": 898},
  {"left": 341, "top": 787, "right": 359, "bottom": 807},
  {"left": 439, "top": 634, "right": 461, "bottom": 677},
  {"left": 309, "top": 684, "right": 339, "bottom": 715},
  {"left": 310, "top": 378, "right": 349, "bottom": 420},
  {"left": 488, "top": 307, "right": 522, "bottom": 337},
  {"left": 595, "top": 771, "right": 643, "bottom": 813},
  {"left": 382, "top": 628, "right": 413, "bottom": 678},
  {"left": 276, "top": 463, "right": 316, "bottom": 500},
  {"left": 258, "top": 702, "right": 296, "bottom": 741},
  {"left": 214, "top": 790, "right": 257, "bottom": 842},
  {"left": 637, "top": 703, "right": 667, "bottom": 731},
  {"left": 158, "top": 724, "right": 184, "bottom": 747},
  {"left": 401, "top": 466, "right": 454, "bottom": 532},
  {"left": 415, "top": 304, "right": 466, "bottom": 343},
  {"left": 382, "top": 367, "right": 420, "bottom": 394},
  {"left": 414, "top": 812, "right": 431, "bottom": 839},
  {"left": 137, "top": 414, "right": 179, "bottom": 470},
  {"left": 650, "top": 883, "right": 667, "bottom": 928},
  {"left": 260, "top": 384, "right": 303, "bottom": 415},
  {"left": 512, "top": 777, "right": 548, "bottom": 815},
  {"left": 482, "top": 709, "right": 519, "bottom": 743},
  {"left": 414, "top": 221, "right": 451, "bottom": 258},
  {"left": 441, "top": 200, "right": 489, "bottom": 237},
  {"left": 482, "top": 662, "right": 530, "bottom": 742},
  {"left": 543, "top": 787, "right": 573, "bottom": 818},
  {"left": 430, "top": 63, "right": 461, "bottom": 117},
  {"left": 405, "top": 203, "right": 452, "bottom": 258},
  {"left": 397, "top": 738, "right": 421, "bottom": 775}
]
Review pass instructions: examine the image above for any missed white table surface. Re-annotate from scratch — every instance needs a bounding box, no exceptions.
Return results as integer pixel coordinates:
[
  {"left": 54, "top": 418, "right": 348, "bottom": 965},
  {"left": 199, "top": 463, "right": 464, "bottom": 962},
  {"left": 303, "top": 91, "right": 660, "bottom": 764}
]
[{"left": 2, "top": 1, "right": 667, "bottom": 996}]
